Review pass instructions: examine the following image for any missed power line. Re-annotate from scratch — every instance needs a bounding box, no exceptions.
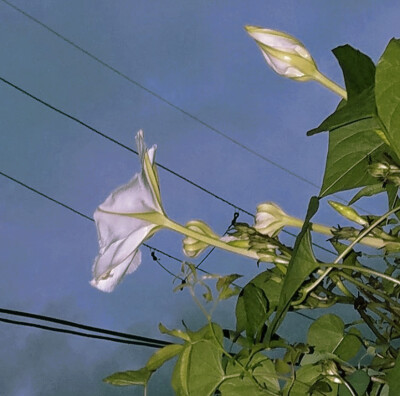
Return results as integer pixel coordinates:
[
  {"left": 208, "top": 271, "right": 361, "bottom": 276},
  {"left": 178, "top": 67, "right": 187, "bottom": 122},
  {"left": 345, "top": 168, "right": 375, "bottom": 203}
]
[
  {"left": 0, "top": 308, "right": 169, "bottom": 347},
  {"left": 1, "top": 0, "right": 320, "bottom": 190},
  {"left": 0, "top": 76, "right": 247, "bottom": 216},
  {"left": 0, "top": 317, "right": 162, "bottom": 348},
  {"left": 0, "top": 78, "right": 335, "bottom": 256}
]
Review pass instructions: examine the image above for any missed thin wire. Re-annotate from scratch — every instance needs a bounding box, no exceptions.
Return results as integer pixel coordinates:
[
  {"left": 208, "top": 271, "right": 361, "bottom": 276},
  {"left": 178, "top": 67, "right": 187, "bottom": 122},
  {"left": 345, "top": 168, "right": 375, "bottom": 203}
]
[
  {"left": 1, "top": 0, "right": 320, "bottom": 189},
  {"left": 0, "top": 308, "right": 169, "bottom": 346},
  {"left": 0, "top": 75, "right": 245, "bottom": 215},
  {"left": 0, "top": 78, "right": 335, "bottom": 256},
  {"left": 0, "top": 317, "right": 167, "bottom": 348}
]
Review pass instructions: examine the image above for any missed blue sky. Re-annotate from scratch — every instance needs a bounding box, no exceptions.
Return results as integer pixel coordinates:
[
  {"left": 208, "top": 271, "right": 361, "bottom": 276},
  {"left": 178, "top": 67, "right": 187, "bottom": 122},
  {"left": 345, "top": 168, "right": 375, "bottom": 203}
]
[{"left": 0, "top": 1, "right": 399, "bottom": 394}]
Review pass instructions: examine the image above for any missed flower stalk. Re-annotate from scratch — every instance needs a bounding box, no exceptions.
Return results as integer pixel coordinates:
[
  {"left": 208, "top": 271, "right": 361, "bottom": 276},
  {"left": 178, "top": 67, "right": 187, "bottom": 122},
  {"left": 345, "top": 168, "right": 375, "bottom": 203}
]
[{"left": 129, "top": 212, "right": 260, "bottom": 260}]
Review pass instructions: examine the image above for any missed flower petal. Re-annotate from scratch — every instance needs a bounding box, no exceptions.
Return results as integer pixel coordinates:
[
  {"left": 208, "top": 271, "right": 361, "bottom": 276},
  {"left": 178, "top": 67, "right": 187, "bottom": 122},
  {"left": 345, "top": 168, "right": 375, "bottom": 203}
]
[{"left": 90, "top": 250, "right": 142, "bottom": 292}]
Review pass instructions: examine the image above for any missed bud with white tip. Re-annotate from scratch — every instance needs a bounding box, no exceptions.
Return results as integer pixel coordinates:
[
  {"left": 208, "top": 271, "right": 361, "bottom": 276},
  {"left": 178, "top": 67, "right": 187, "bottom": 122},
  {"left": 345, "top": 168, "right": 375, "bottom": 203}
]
[
  {"left": 245, "top": 25, "right": 318, "bottom": 81},
  {"left": 254, "top": 202, "right": 292, "bottom": 237},
  {"left": 182, "top": 220, "right": 220, "bottom": 258}
]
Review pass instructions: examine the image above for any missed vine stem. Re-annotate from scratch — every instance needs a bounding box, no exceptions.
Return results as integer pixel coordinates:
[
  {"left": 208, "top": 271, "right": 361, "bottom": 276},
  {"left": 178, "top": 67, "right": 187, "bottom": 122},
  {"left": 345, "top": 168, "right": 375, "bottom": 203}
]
[
  {"left": 339, "top": 272, "right": 400, "bottom": 311},
  {"left": 132, "top": 212, "right": 260, "bottom": 260},
  {"left": 313, "top": 70, "right": 348, "bottom": 99},
  {"left": 318, "top": 263, "right": 400, "bottom": 286},
  {"left": 285, "top": 217, "right": 387, "bottom": 249},
  {"left": 293, "top": 204, "right": 400, "bottom": 304}
]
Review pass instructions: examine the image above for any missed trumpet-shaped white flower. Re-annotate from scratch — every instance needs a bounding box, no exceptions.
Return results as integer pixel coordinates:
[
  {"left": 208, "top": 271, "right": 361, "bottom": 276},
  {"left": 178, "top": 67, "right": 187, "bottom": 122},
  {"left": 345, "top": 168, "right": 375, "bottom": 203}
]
[
  {"left": 91, "top": 130, "right": 165, "bottom": 292},
  {"left": 245, "top": 25, "right": 318, "bottom": 81}
]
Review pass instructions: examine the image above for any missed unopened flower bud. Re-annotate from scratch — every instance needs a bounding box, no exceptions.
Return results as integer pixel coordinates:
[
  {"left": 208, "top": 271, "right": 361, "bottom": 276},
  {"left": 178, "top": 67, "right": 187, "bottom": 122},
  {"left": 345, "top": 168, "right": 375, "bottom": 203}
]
[
  {"left": 245, "top": 26, "right": 318, "bottom": 81},
  {"left": 368, "top": 158, "right": 400, "bottom": 186},
  {"left": 328, "top": 201, "right": 368, "bottom": 226},
  {"left": 368, "top": 161, "right": 391, "bottom": 179},
  {"left": 322, "top": 360, "right": 342, "bottom": 384},
  {"left": 254, "top": 202, "right": 289, "bottom": 237},
  {"left": 182, "top": 220, "right": 219, "bottom": 258}
]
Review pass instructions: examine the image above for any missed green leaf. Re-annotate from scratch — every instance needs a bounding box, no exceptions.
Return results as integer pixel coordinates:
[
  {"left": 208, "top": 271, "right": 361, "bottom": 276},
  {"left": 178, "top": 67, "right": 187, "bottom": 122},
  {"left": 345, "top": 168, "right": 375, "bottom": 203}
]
[
  {"left": 386, "top": 183, "right": 399, "bottom": 210},
  {"left": 376, "top": 39, "right": 400, "bottom": 159},
  {"left": 247, "top": 268, "right": 284, "bottom": 317},
  {"left": 319, "top": 118, "right": 386, "bottom": 197},
  {"left": 388, "top": 353, "right": 400, "bottom": 396},
  {"left": 283, "top": 364, "right": 330, "bottom": 396},
  {"left": 146, "top": 343, "right": 183, "bottom": 371},
  {"left": 217, "top": 273, "right": 242, "bottom": 300},
  {"left": 103, "top": 368, "right": 151, "bottom": 386},
  {"left": 307, "top": 314, "right": 344, "bottom": 353},
  {"left": 216, "top": 274, "right": 242, "bottom": 291},
  {"left": 349, "top": 184, "right": 385, "bottom": 205},
  {"left": 219, "top": 353, "right": 280, "bottom": 395},
  {"left": 339, "top": 370, "right": 370, "bottom": 396},
  {"left": 335, "top": 327, "right": 362, "bottom": 361},
  {"left": 172, "top": 323, "right": 225, "bottom": 396},
  {"left": 308, "top": 44, "right": 376, "bottom": 136},
  {"left": 159, "top": 323, "right": 191, "bottom": 342},
  {"left": 235, "top": 283, "right": 268, "bottom": 339},
  {"left": 307, "top": 87, "right": 376, "bottom": 136},
  {"left": 265, "top": 197, "right": 320, "bottom": 342},
  {"left": 333, "top": 44, "right": 376, "bottom": 99}
]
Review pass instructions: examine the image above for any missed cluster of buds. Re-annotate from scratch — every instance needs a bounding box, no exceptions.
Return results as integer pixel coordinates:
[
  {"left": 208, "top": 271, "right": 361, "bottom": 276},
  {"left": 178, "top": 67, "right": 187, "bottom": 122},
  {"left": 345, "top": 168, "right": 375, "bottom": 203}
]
[
  {"left": 227, "top": 217, "right": 291, "bottom": 266},
  {"left": 368, "top": 155, "right": 400, "bottom": 186}
]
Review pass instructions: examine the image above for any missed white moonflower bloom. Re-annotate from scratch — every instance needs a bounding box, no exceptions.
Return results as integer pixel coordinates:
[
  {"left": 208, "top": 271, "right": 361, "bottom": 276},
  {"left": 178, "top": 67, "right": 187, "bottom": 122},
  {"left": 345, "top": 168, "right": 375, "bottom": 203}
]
[{"left": 91, "top": 130, "right": 165, "bottom": 292}]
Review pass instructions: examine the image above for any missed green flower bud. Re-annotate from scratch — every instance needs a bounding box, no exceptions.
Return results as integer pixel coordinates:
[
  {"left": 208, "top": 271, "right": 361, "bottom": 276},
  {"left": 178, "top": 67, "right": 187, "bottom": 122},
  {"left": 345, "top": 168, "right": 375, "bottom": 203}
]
[
  {"left": 328, "top": 201, "right": 369, "bottom": 226},
  {"left": 245, "top": 25, "right": 318, "bottom": 81},
  {"left": 368, "top": 161, "right": 391, "bottom": 179},
  {"left": 182, "top": 220, "right": 219, "bottom": 258}
]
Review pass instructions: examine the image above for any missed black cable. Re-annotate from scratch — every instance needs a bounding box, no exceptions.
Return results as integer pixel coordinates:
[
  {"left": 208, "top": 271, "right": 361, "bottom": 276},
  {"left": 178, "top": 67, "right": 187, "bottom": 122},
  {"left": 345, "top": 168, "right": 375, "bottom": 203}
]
[
  {"left": 0, "top": 79, "right": 335, "bottom": 256},
  {"left": 0, "top": 308, "right": 169, "bottom": 346},
  {"left": 0, "top": 317, "right": 167, "bottom": 348}
]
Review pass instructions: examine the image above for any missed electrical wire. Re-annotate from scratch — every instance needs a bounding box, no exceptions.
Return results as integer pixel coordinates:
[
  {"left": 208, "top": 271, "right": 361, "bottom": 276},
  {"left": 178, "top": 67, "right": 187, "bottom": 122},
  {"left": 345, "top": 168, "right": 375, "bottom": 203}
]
[
  {"left": 1, "top": 0, "right": 321, "bottom": 189},
  {"left": 0, "top": 308, "right": 169, "bottom": 345},
  {"left": 0, "top": 308, "right": 170, "bottom": 348},
  {"left": 0, "top": 78, "right": 335, "bottom": 256},
  {"left": 0, "top": 317, "right": 164, "bottom": 348}
]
